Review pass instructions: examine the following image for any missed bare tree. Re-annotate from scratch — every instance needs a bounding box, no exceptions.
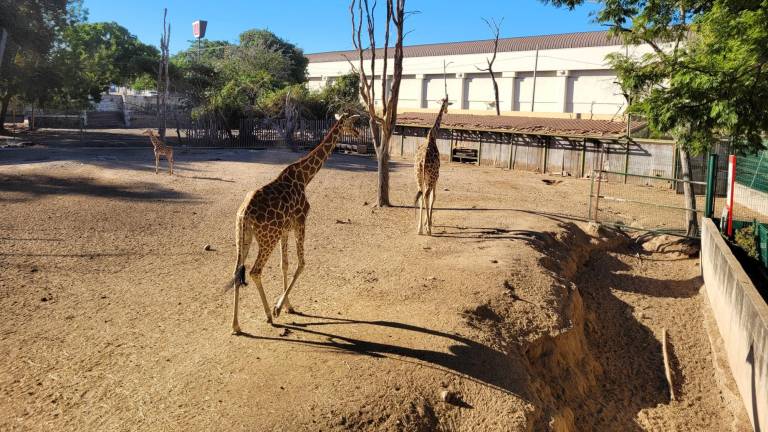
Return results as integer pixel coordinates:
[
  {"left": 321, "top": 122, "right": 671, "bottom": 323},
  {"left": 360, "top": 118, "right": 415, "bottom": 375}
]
[
  {"left": 157, "top": 9, "right": 171, "bottom": 139},
  {"left": 350, "top": 0, "right": 407, "bottom": 207},
  {"left": 476, "top": 17, "right": 503, "bottom": 116},
  {"left": 282, "top": 90, "right": 300, "bottom": 152}
]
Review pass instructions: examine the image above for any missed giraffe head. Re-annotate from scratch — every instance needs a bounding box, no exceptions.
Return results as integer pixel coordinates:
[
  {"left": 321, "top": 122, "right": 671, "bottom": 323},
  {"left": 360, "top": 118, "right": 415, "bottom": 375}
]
[
  {"left": 438, "top": 97, "right": 451, "bottom": 115},
  {"left": 334, "top": 113, "right": 361, "bottom": 138},
  {"left": 142, "top": 129, "right": 157, "bottom": 137}
]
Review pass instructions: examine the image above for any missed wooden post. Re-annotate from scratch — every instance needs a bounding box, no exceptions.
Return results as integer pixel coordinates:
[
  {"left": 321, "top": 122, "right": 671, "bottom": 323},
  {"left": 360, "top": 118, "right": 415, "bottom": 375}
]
[
  {"left": 580, "top": 137, "right": 587, "bottom": 178},
  {"left": 542, "top": 136, "right": 549, "bottom": 173},
  {"left": 477, "top": 134, "right": 482, "bottom": 166},
  {"left": 400, "top": 132, "right": 404, "bottom": 157},
  {"left": 591, "top": 146, "right": 605, "bottom": 221}
]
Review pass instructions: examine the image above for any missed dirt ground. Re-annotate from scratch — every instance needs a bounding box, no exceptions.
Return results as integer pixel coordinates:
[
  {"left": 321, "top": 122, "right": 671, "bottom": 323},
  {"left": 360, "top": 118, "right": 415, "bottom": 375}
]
[{"left": 0, "top": 131, "right": 751, "bottom": 431}]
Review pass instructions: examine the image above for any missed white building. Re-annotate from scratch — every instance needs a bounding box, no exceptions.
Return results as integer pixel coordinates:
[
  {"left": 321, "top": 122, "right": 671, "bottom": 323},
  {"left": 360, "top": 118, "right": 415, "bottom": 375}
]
[{"left": 307, "top": 30, "right": 654, "bottom": 119}]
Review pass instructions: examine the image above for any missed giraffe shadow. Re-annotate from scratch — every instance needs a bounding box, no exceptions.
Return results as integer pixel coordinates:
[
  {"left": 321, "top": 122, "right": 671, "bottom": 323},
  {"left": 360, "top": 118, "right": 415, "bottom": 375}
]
[{"left": 237, "top": 312, "right": 532, "bottom": 400}]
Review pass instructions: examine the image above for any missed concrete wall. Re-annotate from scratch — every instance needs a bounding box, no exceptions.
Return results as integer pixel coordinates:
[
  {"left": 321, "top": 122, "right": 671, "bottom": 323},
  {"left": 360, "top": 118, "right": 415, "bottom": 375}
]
[
  {"left": 701, "top": 218, "right": 768, "bottom": 431},
  {"left": 308, "top": 43, "right": 654, "bottom": 117},
  {"left": 735, "top": 184, "right": 768, "bottom": 222}
]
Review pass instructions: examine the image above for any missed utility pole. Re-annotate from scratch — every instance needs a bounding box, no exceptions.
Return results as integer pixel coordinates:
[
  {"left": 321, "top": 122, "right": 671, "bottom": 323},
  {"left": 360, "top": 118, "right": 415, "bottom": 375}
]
[
  {"left": 443, "top": 60, "right": 453, "bottom": 100},
  {"left": 193, "top": 20, "right": 208, "bottom": 62},
  {"left": 531, "top": 45, "right": 539, "bottom": 112}
]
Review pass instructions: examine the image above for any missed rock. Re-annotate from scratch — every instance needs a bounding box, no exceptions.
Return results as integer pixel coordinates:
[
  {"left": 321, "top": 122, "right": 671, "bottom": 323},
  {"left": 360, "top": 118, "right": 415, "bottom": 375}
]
[
  {"left": 490, "top": 259, "right": 498, "bottom": 264},
  {"left": 203, "top": 244, "right": 213, "bottom": 251},
  {"left": 440, "top": 390, "right": 458, "bottom": 404},
  {"left": 40, "top": 297, "right": 48, "bottom": 302},
  {"left": 363, "top": 201, "right": 369, "bottom": 206}
]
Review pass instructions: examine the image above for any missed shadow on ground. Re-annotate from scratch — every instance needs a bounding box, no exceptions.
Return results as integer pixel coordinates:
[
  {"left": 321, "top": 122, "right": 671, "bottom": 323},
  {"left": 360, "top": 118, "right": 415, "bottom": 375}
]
[
  {"left": 0, "top": 173, "right": 194, "bottom": 202},
  {"left": 239, "top": 312, "right": 532, "bottom": 400}
]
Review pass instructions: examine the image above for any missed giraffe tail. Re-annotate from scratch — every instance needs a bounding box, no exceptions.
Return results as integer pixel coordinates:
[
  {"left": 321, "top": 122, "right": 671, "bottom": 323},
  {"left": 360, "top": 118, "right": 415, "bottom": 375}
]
[
  {"left": 413, "top": 190, "right": 423, "bottom": 218},
  {"left": 224, "top": 215, "right": 249, "bottom": 292}
]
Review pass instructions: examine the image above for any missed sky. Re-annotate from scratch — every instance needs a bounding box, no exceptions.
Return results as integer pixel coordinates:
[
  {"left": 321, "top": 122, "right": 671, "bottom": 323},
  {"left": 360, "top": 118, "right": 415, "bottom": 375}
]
[{"left": 82, "top": 0, "right": 603, "bottom": 54}]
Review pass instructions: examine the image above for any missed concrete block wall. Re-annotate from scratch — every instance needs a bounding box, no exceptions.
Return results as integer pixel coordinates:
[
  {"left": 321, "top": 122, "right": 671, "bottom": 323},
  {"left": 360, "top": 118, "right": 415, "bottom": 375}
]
[{"left": 701, "top": 218, "right": 768, "bottom": 431}]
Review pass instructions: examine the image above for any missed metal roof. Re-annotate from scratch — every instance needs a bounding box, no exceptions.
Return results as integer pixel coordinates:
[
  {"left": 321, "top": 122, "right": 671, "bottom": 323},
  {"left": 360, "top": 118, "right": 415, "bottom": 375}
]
[
  {"left": 396, "top": 112, "right": 645, "bottom": 138},
  {"left": 306, "top": 30, "right": 622, "bottom": 63}
]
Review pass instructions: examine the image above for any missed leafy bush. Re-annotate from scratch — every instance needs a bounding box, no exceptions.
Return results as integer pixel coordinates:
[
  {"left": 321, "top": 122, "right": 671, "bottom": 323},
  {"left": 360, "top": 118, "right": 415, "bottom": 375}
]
[{"left": 735, "top": 225, "right": 759, "bottom": 259}]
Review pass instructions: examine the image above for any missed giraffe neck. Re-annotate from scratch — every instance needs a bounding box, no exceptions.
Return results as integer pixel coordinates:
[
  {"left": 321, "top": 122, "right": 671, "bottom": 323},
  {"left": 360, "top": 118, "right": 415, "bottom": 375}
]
[
  {"left": 281, "top": 120, "right": 344, "bottom": 185},
  {"left": 427, "top": 100, "right": 448, "bottom": 148}
]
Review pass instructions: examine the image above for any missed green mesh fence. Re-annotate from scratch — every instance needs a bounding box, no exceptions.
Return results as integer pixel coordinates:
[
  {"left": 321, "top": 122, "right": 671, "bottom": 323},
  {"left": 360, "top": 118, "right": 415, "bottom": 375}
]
[{"left": 736, "top": 151, "right": 768, "bottom": 193}]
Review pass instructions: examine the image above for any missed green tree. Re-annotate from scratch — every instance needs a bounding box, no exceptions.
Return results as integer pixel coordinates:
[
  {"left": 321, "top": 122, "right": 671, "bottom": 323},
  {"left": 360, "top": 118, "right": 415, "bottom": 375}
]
[
  {"left": 318, "top": 72, "right": 364, "bottom": 117},
  {"left": 53, "top": 21, "right": 159, "bottom": 104},
  {"left": 543, "top": 0, "right": 768, "bottom": 236},
  {"left": 238, "top": 29, "right": 308, "bottom": 84}
]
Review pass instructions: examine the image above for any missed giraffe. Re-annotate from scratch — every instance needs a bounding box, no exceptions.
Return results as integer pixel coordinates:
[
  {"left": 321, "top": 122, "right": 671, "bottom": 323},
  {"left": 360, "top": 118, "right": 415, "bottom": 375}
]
[
  {"left": 414, "top": 97, "right": 450, "bottom": 235},
  {"left": 230, "top": 113, "right": 359, "bottom": 334},
  {"left": 143, "top": 129, "right": 174, "bottom": 175}
]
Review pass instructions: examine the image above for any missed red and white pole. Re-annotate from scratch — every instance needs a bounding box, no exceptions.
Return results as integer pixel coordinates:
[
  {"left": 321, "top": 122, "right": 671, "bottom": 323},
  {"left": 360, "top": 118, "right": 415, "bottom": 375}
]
[{"left": 724, "top": 154, "right": 736, "bottom": 236}]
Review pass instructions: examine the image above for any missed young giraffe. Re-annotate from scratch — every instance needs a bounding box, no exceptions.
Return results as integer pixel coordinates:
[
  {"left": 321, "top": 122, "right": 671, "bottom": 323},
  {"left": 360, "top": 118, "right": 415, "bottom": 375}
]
[
  {"left": 231, "top": 113, "right": 359, "bottom": 334},
  {"left": 143, "top": 129, "right": 174, "bottom": 175},
  {"left": 414, "top": 97, "right": 450, "bottom": 235}
]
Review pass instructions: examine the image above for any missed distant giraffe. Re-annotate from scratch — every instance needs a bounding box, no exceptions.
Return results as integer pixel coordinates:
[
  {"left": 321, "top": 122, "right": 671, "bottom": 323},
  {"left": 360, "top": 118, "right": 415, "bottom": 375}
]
[
  {"left": 143, "top": 129, "right": 174, "bottom": 175},
  {"left": 230, "top": 113, "right": 359, "bottom": 334},
  {"left": 414, "top": 97, "right": 449, "bottom": 235}
]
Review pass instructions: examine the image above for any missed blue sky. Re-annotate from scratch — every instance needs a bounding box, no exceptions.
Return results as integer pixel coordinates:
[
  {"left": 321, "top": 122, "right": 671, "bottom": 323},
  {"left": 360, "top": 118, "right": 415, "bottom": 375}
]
[{"left": 83, "top": 0, "right": 603, "bottom": 54}]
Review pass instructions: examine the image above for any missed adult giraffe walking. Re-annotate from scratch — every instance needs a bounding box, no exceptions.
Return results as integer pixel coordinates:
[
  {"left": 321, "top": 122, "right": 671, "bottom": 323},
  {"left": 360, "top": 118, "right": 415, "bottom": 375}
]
[
  {"left": 230, "top": 114, "right": 358, "bottom": 334},
  {"left": 414, "top": 97, "right": 449, "bottom": 235}
]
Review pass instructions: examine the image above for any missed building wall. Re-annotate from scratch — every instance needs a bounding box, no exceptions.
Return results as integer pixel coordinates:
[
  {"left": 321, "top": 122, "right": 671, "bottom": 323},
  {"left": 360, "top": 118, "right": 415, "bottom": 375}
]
[{"left": 307, "top": 43, "right": 654, "bottom": 118}]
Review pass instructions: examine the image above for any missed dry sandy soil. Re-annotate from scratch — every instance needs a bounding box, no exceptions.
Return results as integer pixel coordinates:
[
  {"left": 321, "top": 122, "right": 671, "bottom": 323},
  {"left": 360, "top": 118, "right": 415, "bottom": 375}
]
[{"left": 0, "top": 131, "right": 751, "bottom": 431}]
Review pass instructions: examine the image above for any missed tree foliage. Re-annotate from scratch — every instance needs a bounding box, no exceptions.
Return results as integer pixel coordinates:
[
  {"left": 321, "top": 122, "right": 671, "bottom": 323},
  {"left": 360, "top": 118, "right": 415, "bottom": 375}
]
[
  {"left": 170, "top": 29, "right": 338, "bottom": 125},
  {"left": 543, "top": 0, "right": 768, "bottom": 155}
]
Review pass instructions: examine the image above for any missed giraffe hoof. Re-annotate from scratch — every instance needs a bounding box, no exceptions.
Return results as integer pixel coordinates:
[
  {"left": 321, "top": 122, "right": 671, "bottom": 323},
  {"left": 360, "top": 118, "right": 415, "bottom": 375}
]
[
  {"left": 231, "top": 326, "right": 241, "bottom": 335},
  {"left": 272, "top": 306, "right": 281, "bottom": 319}
]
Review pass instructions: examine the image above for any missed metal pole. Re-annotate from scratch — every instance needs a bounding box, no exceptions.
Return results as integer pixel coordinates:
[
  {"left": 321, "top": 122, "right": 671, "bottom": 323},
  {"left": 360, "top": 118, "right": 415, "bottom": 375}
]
[
  {"left": 531, "top": 45, "right": 539, "bottom": 112},
  {"left": 705, "top": 153, "right": 718, "bottom": 219}
]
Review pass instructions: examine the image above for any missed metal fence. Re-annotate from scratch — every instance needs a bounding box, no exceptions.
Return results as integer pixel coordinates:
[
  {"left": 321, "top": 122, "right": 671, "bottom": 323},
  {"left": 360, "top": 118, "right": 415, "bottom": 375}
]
[
  {"left": 733, "top": 151, "right": 768, "bottom": 225},
  {"left": 589, "top": 169, "right": 710, "bottom": 237},
  {"left": 178, "top": 117, "right": 373, "bottom": 152}
]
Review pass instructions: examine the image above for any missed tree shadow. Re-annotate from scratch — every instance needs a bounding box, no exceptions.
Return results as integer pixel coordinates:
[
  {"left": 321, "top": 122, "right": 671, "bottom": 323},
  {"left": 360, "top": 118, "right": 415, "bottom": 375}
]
[
  {"left": 237, "top": 312, "right": 532, "bottom": 400},
  {"left": 0, "top": 173, "right": 195, "bottom": 202}
]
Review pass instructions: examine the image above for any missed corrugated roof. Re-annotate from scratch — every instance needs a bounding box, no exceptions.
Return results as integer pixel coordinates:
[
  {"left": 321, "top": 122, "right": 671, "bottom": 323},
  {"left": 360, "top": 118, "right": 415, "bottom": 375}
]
[
  {"left": 396, "top": 112, "right": 645, "bottom": 138},
  {"left": 307, "top": 30, "right": 621, "bottom": 63}
]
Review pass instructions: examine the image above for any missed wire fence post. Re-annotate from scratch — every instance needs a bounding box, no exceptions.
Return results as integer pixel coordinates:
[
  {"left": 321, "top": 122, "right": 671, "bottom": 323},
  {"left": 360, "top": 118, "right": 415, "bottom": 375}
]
[{"left": 705, "top": 153, "right": 718, "bottom": 219}]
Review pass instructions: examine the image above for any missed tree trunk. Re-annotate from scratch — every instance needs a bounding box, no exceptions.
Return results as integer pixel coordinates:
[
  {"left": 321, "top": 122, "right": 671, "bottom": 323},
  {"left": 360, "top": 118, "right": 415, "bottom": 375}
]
[
  {"left": 491, "top": 75, "right": 500, "bottom": 116},
  {"left": 0, "top": 28, "right": 8, "bottom": 79},
  {"left": 371, "top": 119, "right": 391, "bottom": 206},
  {"left": 0, "top": 93, "right": 11, "bottom": 133},
  {"left": 678, "top": 146, "right": 699, "bottom": 237}
]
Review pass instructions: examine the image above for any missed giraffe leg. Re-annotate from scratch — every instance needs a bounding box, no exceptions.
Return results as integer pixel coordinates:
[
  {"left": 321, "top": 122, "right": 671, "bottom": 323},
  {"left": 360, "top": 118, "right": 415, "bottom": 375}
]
[
  {"left": 155, "top": 154, "right": 159, "bottom": 174},
  {"left": 250, "top": 237, "right": 278, "bottom": 325},
  {"left": 427, "top": 187, "right": 436, "bottom": 235},
  {"left": 274, "top": 223, "right": 305, "bottom": 318},
  {"left": 278, "top": 233, "right": 295, "bottom": 314},
  {"left": 417, "top": 188, "right": 425, "bottom": 235},
  {"left": 169, "top": 153, "right": 174, "bottom": 175}
]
